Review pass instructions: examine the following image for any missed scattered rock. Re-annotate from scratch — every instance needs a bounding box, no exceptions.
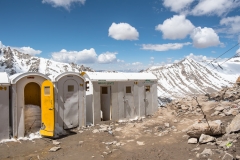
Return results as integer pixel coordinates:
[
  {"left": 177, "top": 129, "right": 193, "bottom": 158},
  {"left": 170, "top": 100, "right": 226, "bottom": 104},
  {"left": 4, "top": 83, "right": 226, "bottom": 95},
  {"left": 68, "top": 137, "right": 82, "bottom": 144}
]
[
  {"left": 79, "top": 141, "right": 84, "bottom": 145},
  {"left": 52, "top": 140, "right": 61, "bottom": 145},
  {"left": 222, "top": 153, "right": 233, "bottom": 160},
  {"left": 200, "top": 148, "right": 212, "bottom": 158},
  {"left": 164, "top": 123, "right": 170, "bottom": 128},
  {"left": 136, "top": 141, "right": 145, "bottom": 146},
  {"left": 173, "top": 119, "right": 178, "bottom": 123},
  {"left": 215, "top": 106, "right": 225, "bottom": 111},
  {"left": 186, "top": 120, "right": 225, "bottom": 138},
  {"left": 199, "top": 134, "right": 216, "bottom": 144},
  {"left": 191, "top": 147, "right": 200, "bottom": 151},
  {"left": 92, "top": 129, "right": 99, "bottom": 133},
  {"left": 49, "top": 146, "right": 61, "bottom": 152},
  {"left": 188, "top": 138, "right": 198, "bottom": 144},
  {"left": 226, "top": 114, "right": 240, "bottom": 133}
]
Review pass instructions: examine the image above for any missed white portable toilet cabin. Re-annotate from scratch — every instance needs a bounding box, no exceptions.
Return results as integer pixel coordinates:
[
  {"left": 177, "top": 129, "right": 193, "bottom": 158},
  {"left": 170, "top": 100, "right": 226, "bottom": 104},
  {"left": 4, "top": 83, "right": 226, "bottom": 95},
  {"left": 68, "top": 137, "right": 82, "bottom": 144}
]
[
  {"left": 82, "top": 72, "right": 158, "bottom": 125},
  {"left": 0, "top": 72, "right": 10, "bottom": 140},
  {"left": 53, "top": 72, "right": 86, "bottom": 133},
  {"left": 123, "top": 73, "right": 158, "bottom": 118},
  {"left": 10, "top": 72, "right": 55, "bottom": 138}
]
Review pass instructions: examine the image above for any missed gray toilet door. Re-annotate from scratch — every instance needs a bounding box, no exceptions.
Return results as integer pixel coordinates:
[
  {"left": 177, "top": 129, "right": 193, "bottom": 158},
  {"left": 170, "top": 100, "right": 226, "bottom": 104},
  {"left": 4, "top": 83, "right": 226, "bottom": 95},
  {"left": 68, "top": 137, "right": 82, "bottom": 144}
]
[{"left": 63, "top": 79, "right": 79, "bottom": 129}]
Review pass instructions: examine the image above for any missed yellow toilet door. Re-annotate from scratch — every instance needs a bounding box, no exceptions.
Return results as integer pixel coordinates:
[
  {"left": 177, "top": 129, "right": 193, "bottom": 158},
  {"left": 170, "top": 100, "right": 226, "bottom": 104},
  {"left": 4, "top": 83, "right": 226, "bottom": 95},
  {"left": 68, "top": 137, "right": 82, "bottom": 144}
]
[{"left": 40, "top": 80, "right": 55, "bottom": 137}]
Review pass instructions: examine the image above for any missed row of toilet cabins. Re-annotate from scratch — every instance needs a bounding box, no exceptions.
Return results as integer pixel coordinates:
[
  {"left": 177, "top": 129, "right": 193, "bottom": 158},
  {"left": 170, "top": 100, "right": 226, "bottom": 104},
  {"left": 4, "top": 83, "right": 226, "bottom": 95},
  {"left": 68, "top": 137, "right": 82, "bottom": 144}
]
[{"left": 0, "top": 71, "right": 158, "bottom": 140}]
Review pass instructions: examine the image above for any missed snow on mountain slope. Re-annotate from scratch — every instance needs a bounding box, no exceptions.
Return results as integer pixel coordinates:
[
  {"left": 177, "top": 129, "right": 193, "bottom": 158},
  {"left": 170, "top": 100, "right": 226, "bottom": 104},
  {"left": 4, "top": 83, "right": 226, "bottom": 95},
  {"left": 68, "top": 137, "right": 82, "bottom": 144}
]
[
  {"left": 146, "top": 58, "right": 238, "bottom": 98},
  {"left": 192, "top": 55, "right": 240, "bottom": 84},
  {"left": 0, "top": 47, "right": 93, "bottom": 79}
]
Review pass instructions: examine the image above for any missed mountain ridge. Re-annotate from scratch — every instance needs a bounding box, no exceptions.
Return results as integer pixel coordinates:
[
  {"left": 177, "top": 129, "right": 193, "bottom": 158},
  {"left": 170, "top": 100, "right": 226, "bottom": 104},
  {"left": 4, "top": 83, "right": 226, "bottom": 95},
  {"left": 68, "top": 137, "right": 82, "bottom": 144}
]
[{"left": 0, "top": 47, "right": 93, "bottom": 79}]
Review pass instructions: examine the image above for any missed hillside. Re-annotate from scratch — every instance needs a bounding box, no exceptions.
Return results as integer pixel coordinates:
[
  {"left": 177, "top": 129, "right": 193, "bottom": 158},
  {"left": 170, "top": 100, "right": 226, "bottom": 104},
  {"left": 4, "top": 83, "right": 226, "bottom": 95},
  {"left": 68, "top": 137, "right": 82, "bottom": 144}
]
[{"left": 146, "top": 57, "right": 240, "bottom": 98}]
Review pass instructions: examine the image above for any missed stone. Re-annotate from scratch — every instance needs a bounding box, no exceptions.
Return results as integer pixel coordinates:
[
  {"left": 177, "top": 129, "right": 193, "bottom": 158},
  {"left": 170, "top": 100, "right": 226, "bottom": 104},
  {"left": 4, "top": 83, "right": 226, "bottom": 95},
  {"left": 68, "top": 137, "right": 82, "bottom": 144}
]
[
  {"left": 188, "top": 138, "right": 198, "bottom": 144},
  {"left": 191, "top": 147, "right": 200, "bottom": 151},
  {"left": 173, "top": 119, "right": 178, "bottom": 123},
  {"left": 236, "top": 155, "right": 240, "bottom": 159},
  {"left": 186, "top": 120, "right": 225, "bottom": 138},
  {"left": 79, "top": 141, "right": 84, "bottom": 145},
  {"left": 136, "top": 141, "right": 145, "bottom": 145},
  {"left": 52, "top": 140, "right": 61, "bottom": 145},
  {"left": 215, "top": 106, "right": 225, "bottom": 111},
  {"left": 181, "top": 105, "right": 188, "bottom": 110},
  {"left": 164, "top": 123, "right": 170, "bottom": 128},
  {"left": 49, "top": 146, "right": 61, "bottom": 152},
  {"left": 200, "top": 148, "right": 212, "bottom": 158},
  {"left": 226, "top": 114, "right": 240, "bottom": 133},
  {"left": 227, "top": 109, "right": 239, "bottom": 116},
  {"left": 211, "top": 111, "right": 220, "bottom": 116},
  {"left": 222, "top": 153, "right": 233, "bottom": 160},
  {"left": 199, "top": 134, "right": 216, "bottom": 144},
  {"left": 92, "top": 129, "right": 99, "bottom": 133}
]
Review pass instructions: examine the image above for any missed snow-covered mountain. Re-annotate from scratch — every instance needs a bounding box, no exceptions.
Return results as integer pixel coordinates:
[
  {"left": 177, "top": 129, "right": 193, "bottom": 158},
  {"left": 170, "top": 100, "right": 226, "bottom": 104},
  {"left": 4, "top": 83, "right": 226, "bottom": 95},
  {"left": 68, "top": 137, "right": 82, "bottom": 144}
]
[
  {"left": 146, "top": 57, "right": 240, "bottom": 98},
  {"left": 0, "top": 47, "right": 93, "bottom": 79}
]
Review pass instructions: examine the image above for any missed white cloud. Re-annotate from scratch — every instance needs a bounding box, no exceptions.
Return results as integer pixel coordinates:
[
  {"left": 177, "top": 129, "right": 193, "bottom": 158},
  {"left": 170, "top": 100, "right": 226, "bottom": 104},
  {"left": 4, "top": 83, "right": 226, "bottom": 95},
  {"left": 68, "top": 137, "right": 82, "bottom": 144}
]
[
  {"left": 186, "top": 53, "right": 210, "bottom": 61},
  {"left": 42, "top": 0, "right": 85, "bottom": 10},
  {"left": 150, "top": 57, "right": 154, "bottom": 60},
  {"left": 97, "top": 52, "right": 117, "bottom": 64},
  {"left": 108, "top": 23, "right": 139, "bottom": 40},
  {"left": 141, "top": 42, "right": 191, "bottom": 51},
  {"left": 13, "top": 47, "right": 42, "bottom": 56},
  {"left": 220, "top": 16, "right": 240, "bottom": 34},
  {"left": 155, "top": 15, "right": 195, "bottom": 40},
  {"left": 117, "top": 59, "right": 125, "bottom": 63},
  {"left": 163, "top": 0, "right": 194, "bottom": 13},
  {"left": 132, "top": 62, "right": 142, "bottom": 66},
  {"left": 51, "top": 48, "right": 97, "bottom": 64},
  {"left": 191, "top": 0, "right": 240, "bottom": 16},
  {"left": 190, "top": 27, "right": 221, "bottom": 48}
]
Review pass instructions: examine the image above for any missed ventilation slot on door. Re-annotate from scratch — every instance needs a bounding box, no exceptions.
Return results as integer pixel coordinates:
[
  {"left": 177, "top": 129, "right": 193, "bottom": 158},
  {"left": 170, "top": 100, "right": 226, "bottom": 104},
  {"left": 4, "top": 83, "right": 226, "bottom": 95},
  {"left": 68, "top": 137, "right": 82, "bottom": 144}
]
[
  {"left": 68, "top": 85, "right": 74, "bottom": 92},
  {"left": 126, "top": 86, "right": 131, "bottom": 93},
  {"left": 44, "top": 86, "right": 50, "bottom": 95}
]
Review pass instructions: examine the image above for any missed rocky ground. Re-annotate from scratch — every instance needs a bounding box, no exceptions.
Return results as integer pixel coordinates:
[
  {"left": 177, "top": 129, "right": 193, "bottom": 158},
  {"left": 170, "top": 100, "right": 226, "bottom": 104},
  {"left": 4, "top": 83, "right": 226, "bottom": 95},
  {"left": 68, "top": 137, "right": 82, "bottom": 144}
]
[{"left": 1, "top": 84, "right": 240, "bottom": 160}]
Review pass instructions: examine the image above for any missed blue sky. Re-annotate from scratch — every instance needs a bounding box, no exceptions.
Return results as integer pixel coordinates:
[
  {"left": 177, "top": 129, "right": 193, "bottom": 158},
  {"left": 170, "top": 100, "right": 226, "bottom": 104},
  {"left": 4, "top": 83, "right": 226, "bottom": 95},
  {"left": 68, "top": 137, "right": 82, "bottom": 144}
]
[{"left": 0, "top": 0, "right": 240, "bottom": 71}]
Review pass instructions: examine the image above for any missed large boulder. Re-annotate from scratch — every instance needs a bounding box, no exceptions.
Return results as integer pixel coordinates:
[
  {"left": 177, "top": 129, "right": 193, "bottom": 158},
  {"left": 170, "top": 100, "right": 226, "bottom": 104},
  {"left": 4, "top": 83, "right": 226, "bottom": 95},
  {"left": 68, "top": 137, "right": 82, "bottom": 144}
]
[
  {"left": 226, "top": 114, "right": 240, "bottom": 134},
  {"left": 186, "top": 120, "right": 225, "bottom": 138}
]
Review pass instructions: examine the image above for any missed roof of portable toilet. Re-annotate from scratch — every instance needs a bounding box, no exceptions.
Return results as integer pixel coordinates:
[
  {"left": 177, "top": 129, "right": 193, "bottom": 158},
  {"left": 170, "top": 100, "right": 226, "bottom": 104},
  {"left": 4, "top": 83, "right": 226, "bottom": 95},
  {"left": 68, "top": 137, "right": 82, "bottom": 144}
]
[
  {"left": 122, "top": 72, "right": 157, "bottom": 80},
  {"left": 10, "top": 72, "right": 51, "bottom": 84},
  {"left": 82, "top": 72, "right": 128, "bottom": 81},
  {"left": 53, "top": 72, "right": 85, "bottom": 82},
  {"left": 82, "top": 72, "right": 157, "bottom": 82},
  {"left": 0, "top": 72, "right": 10, "bottom": 86}
]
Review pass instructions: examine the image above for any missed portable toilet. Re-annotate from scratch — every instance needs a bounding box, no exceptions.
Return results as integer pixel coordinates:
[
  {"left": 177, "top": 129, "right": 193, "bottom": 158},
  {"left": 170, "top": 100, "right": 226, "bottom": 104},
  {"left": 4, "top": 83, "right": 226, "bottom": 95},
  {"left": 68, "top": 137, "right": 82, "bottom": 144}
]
[
  {"left": 0, "top": 72, "right": 10, "bottom": 140},
  {"left": 10, "top": 72, "right": 55, "bottom": 138},
  {"left": 53, "top": 72, "right": 86, "bottom": 134},
  {"left": 82, "top": 72, "right": 158, "bottom": 125},
  {"left": 123, "top": 72, "right": 158, "bottom": 117}
]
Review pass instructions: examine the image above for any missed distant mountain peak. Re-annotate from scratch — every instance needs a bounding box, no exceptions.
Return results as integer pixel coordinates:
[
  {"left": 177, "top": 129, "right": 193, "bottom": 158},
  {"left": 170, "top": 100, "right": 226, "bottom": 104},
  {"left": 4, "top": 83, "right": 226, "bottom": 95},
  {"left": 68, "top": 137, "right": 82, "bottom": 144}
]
[{"left": 0, "top": 47, "right": 94, "bottom": 79}]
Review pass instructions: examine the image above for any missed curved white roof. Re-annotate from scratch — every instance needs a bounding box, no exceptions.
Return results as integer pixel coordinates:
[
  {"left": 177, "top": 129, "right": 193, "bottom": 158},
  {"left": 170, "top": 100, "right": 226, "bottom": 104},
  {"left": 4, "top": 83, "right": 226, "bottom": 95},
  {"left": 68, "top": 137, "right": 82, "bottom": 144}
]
[
  {"left": 10, "top": 72, "right": 50, "bottom": 84},
  {"left": 0, "top": 72, "right": 10, "bottom": 86},
  {"left": 54, "top": 72, "right": 85, "bottom": 82},
  {"left": 83, "top": 72, "right": 157, "bottom": 81}
]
